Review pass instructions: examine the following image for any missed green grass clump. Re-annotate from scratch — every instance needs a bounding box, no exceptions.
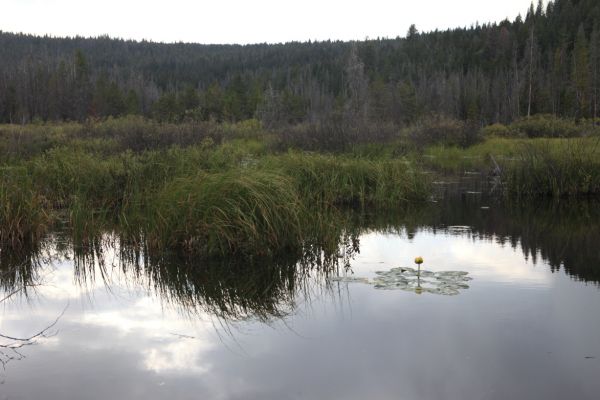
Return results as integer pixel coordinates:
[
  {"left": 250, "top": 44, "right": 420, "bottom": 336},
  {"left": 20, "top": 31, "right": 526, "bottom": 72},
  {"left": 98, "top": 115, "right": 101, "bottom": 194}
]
[
  {"left": 481, "top": 123, "right": 515, "bottom": 138},
  {"left": 503, "top": 138, "right": 600, "bottom": 197},
  {"left": 0, "top": 167, "right": 51, "bottom": 246},
  {"left": 148, "top": 170, "right": 305, "bottom": 257},
  {"left": 421, "top": 138, "right": 526, "bottom": 173},
  {"left": 264, "top": 152, "right": 430, "bottom": 207}
]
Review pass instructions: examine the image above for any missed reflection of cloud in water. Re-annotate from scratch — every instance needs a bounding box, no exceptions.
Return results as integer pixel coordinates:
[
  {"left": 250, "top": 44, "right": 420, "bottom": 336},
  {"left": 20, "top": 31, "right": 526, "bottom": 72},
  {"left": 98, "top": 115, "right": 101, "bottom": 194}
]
[
  {"left": 80, "top": 297, "right": 217, "bottom": 373},
  {"left": 2, "top": 262, "right": 221, "bottom": 376},
  {"left": 0, "top": 221, "right": 599, "bottom": 399},
  {"left": 144, "top": 339, "right": 212, "bottom": 374},
  {"left": 356, "top": 230, "right": 552, "bottom": 287}
]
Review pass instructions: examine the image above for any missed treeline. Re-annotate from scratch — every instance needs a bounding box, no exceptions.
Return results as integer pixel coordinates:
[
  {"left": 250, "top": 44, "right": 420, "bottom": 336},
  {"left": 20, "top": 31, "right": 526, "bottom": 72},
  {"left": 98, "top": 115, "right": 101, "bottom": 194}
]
[{"left": 2, "top": 0, "right": 600, "bottom": 127}]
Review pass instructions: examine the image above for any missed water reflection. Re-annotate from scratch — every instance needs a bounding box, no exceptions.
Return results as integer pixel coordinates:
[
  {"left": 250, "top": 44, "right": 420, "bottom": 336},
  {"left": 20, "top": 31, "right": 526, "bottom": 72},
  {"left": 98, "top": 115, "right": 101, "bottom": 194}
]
[
  {"left": 0, "top": 197, "right": 600, "bottom": 399},
  {"left": 430, "top": 196, "right": 600, "bottom": 284},
  {"left": 83, "top": 235, "right": 362, "bottom": 321},
  {"left": 1, "top": 197, "right": 599, "bottom": 317},
  {"left": 331, "top": 267, "right": 473, "bottom": 295}
]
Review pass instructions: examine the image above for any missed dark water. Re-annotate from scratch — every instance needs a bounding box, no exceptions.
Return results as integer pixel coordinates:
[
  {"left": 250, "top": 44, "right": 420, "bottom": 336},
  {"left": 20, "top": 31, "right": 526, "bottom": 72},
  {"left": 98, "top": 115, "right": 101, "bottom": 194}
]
[{"left": 1, "top": 191, "right": 600, "bottom": 399}]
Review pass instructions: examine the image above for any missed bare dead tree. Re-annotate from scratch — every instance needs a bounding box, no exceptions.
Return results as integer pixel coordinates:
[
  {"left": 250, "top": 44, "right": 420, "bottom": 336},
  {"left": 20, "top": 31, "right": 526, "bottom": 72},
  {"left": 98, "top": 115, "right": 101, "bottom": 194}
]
[
  {"left": 0, "top": 305, "right": 66, "bottom": 371},
  {"left": 0, "top": 248, "right": 68, "bottom": 373}
]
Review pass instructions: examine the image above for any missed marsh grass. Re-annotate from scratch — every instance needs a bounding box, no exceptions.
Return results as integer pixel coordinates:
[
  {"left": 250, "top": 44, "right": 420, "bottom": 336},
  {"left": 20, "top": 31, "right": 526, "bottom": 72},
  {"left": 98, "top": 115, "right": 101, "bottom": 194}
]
[
  {"left": 420, "top": 138, "right": 600, "bottom": 199},
  {"left": 0, "top": 167, "right": 51, "bottom": 246},
  {"left": 148, "top": 170, "right": 306, "bottom": 256},
  {"left": 2, "top": 117, "right": 599, "bottom": 257},
  {"left": 264, "top": 152, "right": 430, "bottom": 208},
  {"left": 421, "top": 138, "right": 528, "bottom": 174},
  {"left": 502, "top": 138, "right": 600, "bottom": 197}
]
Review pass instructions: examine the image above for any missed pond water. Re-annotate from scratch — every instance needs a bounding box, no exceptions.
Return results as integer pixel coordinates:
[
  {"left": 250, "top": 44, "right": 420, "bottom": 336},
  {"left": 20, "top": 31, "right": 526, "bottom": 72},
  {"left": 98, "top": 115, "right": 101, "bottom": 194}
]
[{"left": 1, "top": 189, "right": 600, "bottom": 399}]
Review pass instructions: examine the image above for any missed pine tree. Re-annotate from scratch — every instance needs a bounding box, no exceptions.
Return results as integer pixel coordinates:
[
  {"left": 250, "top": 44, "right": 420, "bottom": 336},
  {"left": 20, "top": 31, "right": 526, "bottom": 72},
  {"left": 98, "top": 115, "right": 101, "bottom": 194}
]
[
  {"left": 590, "top": 24, "right": 599, "bottom": 120},
  {"left": 573, "top": 24, "right": 590, "bottom": 118}
]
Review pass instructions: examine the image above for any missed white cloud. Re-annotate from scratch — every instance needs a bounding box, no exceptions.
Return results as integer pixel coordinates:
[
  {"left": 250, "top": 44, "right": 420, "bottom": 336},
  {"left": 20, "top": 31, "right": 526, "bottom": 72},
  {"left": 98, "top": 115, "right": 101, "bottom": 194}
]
[{"left": 1, "top": 0, "right": 538, "bottom": 44}]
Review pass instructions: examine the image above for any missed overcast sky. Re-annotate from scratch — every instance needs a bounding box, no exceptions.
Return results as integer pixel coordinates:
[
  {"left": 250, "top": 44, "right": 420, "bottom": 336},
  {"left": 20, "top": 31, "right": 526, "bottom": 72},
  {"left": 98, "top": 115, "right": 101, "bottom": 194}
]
[{"left": 1, "top": 0, "right": 539, "bottom": 44}]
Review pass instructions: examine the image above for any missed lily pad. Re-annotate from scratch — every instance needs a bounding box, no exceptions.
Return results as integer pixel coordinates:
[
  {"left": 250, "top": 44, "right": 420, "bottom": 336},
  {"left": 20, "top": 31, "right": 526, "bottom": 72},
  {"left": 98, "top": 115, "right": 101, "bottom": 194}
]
[
  {"left": 329, "top": 276, "right": 371, "bottom": 284},
  {"left": 329, "top": 266, "right": 472, "bottom": 296}
]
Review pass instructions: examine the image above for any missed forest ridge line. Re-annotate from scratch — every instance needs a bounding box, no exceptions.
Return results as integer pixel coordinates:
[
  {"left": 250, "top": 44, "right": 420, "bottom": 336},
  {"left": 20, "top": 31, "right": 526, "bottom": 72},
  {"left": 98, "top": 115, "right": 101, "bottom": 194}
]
[{"left": 1, "top": 0, "right": 600, "bottom": 125}]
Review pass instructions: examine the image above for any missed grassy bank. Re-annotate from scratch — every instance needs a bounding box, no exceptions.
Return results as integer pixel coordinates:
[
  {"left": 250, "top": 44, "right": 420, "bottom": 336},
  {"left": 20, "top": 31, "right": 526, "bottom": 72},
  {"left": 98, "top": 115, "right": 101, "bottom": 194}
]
[
  {"left": 0, "top": 119, "right": 429, "bottom": 255},
  {"left": 415, "top": 137, "right": 600, "bottom": 197},
  {"left": 1, "top": 116, "right": 600, "bottom": 256}
]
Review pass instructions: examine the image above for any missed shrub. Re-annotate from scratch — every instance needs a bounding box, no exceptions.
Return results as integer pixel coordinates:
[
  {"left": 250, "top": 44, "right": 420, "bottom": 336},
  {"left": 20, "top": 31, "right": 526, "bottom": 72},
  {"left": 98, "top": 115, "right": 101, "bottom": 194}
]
[
  {"left": 481, "top": 123, "right": 516, "bottom": 138},
  {"left": 275, "top": 118, "right": 400, "bottom": 152},
  {"left": 409, "top": 116, "right": 482, "bottom": 148},
  {"left": 510, "top": 114, "right": 581, "bottom": 138}
]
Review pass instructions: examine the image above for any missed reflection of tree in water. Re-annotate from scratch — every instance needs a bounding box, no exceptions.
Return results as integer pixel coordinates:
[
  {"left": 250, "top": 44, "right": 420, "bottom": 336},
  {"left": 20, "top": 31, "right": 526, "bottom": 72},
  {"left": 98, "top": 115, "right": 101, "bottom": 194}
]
[
  {"left": 427, "top": 196, "right": 600, "bottom": 285},
  {"left": 325, "top": 196, "right": 600, "bottom": 285}
]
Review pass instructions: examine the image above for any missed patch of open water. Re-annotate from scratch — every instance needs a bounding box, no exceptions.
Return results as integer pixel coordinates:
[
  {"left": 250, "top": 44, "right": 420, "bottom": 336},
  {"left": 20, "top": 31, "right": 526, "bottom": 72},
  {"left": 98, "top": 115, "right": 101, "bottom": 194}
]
[{"left": 1, "top": 190, "right": 599, "bottom": 400}]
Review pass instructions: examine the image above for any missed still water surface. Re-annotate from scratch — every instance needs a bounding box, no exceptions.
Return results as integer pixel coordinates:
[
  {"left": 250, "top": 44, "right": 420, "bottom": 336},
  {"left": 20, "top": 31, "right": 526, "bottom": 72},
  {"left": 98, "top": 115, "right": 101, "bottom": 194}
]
[{"left": 1, "top": 194, "right": 600, "bottom": 399}]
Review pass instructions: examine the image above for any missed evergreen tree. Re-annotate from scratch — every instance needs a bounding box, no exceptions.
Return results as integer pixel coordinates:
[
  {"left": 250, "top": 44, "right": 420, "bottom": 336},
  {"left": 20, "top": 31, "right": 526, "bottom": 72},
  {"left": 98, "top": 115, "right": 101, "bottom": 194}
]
[{"left": 573, "top": 24, "right": 590, "bottom": 117}]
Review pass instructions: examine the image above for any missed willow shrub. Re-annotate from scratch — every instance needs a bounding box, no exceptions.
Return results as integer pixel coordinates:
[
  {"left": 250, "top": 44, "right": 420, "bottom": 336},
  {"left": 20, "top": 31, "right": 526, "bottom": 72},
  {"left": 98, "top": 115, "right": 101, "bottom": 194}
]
[{"left": 510, "top": 115, "right": 581, "bottom": 138}]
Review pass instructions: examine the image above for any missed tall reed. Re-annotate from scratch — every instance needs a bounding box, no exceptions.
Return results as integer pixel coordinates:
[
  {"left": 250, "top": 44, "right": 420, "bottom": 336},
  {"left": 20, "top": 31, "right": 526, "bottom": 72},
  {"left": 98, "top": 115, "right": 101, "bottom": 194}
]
[
  {"left": 0, "top": 167, "right": 51, "bottom": 246},
  {"left": 148, "top": 170, "right": 306, "bottom": 257},
  {"left": 502, "top": 138, "right": 600, "bottom": 197},
  {"left": 263, "top": 152, "right": 430, "bottom": 207}
]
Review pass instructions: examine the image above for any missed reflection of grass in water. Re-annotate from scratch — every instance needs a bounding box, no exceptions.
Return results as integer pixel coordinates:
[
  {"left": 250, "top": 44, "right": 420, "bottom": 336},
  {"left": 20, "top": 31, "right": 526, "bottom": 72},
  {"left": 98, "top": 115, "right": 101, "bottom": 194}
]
[
  {"left": 0, "top": 205, "right": 367, "bottom": 322},
  {"left": 0, "top": 245, "right": 41, "bottom": 299},
  {"left": 61, "top": 209, "right": 358, "bottom": 320},
  {"left": 67, "top": 223, "right": 361, "bottom": 322},
  {"left": 2, "top": 197, "right": 600, "bottom": 322}
]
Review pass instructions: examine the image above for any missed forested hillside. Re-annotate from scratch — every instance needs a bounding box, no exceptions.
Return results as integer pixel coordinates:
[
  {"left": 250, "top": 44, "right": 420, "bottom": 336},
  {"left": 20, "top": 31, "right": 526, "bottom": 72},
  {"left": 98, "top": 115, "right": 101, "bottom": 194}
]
[{"left": 1, "top": 0, "right": 600, "bottom": 127}]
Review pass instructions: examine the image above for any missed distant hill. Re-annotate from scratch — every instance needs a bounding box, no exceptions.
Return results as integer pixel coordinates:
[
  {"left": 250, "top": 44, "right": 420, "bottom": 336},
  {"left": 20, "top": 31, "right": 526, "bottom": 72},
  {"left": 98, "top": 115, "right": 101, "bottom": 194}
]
[{"left": 1, "top": 0, "right": 600, "bottom": 125}]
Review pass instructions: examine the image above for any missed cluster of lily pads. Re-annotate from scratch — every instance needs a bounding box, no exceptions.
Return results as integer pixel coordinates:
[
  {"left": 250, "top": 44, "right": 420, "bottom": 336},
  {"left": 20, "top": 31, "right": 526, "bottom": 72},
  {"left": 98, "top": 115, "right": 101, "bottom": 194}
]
[{"left": 330, "top": 267, "right": 472, "bottom": 296}]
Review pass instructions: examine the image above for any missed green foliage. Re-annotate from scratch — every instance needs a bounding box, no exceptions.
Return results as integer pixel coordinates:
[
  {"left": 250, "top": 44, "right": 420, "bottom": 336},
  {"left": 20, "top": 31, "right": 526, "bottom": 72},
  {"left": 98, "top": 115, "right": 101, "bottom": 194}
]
[
  {"left": 481, "top": 123, "right": 516, "bottom": 138},
  {"left": 4, "top": 0, "right": 600, "bottom": 125},
  {"left": 1, "top": 116, "right": 599, "bottom": 259},
  {"left": 510, "top": 114, "right": 581, "bottom": 138},
  {"left": 149, "top": 171, "right": 305, "bottom": 256},
  {"left": 410, "top": 117, "right": 482, "bottom": 148},
  {"left": 0, "top": 167, "right": 51, "bottom": 246},
  {"left": 265, "top": 152, "right": 430, "bottom": 207},
  {"left": 502, "top": 138, "right": 600, "bottom": 197}
]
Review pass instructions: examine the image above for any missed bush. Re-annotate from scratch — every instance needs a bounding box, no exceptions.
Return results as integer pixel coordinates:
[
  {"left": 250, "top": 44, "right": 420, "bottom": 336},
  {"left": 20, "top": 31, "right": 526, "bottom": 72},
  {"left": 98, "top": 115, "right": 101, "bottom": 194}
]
[
  {"left": 481, "top": 123, "right": 517, "bottom": 138},
  {"left": 409, "top": 116, "right": 482, "bottom": 148},
  {"left": 275, "top": 118, "right": 400, "bottom": 152},
  {"left": 510, "top": 114, "right": 581, "bottom": 138}
]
